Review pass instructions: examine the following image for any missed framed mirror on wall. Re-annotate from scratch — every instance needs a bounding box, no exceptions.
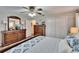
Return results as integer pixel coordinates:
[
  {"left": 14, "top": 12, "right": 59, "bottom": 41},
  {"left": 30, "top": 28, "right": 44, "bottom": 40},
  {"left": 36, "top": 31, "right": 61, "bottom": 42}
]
[{"left": 8, "top": 16, "right": 21, "bottom": 30}]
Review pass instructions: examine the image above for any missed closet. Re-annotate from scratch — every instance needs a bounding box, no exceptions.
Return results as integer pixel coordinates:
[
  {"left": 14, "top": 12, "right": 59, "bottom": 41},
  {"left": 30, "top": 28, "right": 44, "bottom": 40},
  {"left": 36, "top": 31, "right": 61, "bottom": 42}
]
[{"left": 45, "top": 15, "right": 74, "bottom": 39}]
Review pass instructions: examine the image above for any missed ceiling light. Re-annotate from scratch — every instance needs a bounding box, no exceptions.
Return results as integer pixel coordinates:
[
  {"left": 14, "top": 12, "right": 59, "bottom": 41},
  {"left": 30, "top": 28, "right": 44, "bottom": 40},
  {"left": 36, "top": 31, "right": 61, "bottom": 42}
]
[{"left": 28, "top": 13, "right": 36, "bottom": 17}]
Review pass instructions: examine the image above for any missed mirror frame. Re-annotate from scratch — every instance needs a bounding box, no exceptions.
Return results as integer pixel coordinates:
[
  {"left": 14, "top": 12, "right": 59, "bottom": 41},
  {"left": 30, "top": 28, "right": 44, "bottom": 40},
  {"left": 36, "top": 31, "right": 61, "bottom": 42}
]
[{"left": 8, "top": 16, "right": 21, "bottom": 30}]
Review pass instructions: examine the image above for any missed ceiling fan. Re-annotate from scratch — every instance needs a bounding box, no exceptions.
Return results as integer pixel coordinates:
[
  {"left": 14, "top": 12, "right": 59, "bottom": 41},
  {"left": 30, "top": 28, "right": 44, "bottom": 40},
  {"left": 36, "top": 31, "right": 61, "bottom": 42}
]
[
  {"left": 75, "top": 9, "right": 79, "bottom": 13},
  {"left": 20, "top": 6, "right": 44, "bottom": 17}
]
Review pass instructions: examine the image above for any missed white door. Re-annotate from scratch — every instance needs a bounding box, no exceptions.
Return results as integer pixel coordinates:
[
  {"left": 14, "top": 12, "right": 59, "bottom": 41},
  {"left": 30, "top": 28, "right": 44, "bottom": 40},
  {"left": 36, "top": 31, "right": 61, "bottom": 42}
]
[
  {"left": 55, "top": 16, "right": 67, "bottom": 38},
  {"left": 45, "top": 19, "right": 56, "bottom": 37}
]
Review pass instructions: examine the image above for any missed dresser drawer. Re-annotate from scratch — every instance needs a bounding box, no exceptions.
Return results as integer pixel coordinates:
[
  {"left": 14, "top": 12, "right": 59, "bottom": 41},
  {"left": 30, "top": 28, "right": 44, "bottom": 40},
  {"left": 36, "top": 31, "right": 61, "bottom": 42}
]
[{"left": 2, "top": 29, "right": 26, "bottom": 46}]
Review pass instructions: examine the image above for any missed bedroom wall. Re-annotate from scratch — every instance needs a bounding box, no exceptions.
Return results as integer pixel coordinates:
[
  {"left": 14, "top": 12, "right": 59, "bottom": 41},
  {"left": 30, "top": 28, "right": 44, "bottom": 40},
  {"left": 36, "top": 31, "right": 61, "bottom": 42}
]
[
  {"left": 45, "top": 12, "right": 75, "bottom": 39},
  {"left": 26, "top": 20, "right": 33, "bottom": 37}
]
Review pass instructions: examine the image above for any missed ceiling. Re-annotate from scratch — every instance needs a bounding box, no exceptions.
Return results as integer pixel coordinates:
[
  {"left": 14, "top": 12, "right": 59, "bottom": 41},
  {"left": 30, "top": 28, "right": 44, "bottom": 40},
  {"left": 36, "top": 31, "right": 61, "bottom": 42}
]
[{"left": 0, "top": 6, "right": 79, "bottom": 15}]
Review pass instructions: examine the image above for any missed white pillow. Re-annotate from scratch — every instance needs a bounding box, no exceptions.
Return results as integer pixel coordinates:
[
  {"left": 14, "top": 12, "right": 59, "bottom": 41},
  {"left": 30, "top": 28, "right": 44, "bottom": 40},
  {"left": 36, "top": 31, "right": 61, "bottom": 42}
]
[{"left": 58, "top": 39, "right": 72, "bottom": 53}]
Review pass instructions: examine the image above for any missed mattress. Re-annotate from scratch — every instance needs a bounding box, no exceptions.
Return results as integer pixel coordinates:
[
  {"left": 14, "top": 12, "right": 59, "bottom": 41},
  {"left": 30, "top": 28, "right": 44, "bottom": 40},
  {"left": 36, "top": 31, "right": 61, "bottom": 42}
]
[{"left": 5, "top": 36, "right": 62, "bottom": 53}]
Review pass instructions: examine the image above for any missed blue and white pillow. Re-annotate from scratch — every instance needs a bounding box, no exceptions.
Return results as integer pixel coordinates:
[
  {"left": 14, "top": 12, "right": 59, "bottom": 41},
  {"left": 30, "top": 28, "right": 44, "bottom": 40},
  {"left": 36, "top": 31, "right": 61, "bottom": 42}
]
[
  {"left": 72, "top": 44, "right": 79, "bottom": 52},
  {"left": 66, "top": 36, "right": 78, "bottom": 48}
]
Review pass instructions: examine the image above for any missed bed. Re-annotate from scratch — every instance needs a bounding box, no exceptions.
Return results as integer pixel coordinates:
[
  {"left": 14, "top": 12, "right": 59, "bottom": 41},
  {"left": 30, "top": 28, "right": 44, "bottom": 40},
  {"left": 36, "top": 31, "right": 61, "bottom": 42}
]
[{"left": 4, "top": 36, "right": 72, "bottom": 53}]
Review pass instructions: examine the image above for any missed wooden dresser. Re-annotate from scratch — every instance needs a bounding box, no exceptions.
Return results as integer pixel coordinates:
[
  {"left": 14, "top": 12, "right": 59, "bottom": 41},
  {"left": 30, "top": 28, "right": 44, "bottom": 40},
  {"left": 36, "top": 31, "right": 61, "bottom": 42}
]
[
  {"left": 34, "top": 25, "right": 46, "bottom": 36},
  {"left": 2, "top": 29, "right": 26, "bottom": 46}
]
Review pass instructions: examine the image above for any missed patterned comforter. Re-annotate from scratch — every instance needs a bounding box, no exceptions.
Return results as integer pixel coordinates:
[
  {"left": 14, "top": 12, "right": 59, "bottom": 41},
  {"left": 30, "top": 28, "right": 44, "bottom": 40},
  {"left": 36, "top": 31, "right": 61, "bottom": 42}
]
[{"left": 5, "top": 36, "right": 61, "bottom": 53}]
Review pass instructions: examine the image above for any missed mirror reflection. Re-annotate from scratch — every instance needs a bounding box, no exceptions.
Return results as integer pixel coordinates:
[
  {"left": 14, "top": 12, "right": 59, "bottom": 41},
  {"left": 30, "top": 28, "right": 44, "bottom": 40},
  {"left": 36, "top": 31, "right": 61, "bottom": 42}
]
[{"left": 8, "top": 16, "right": 21, "bottom": 30}]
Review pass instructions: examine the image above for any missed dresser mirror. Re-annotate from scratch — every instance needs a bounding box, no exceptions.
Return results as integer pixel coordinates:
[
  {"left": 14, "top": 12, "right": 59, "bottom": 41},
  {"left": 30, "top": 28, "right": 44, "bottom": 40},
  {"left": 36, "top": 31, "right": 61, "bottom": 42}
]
[{"left": 8, "top": 16, "right": 21, "bottom": 30}]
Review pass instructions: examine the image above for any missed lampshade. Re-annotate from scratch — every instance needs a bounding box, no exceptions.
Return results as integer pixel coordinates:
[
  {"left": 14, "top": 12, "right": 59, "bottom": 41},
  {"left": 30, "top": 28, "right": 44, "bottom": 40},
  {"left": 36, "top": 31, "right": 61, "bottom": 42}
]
[
  {"left": 70, "top": 27, "right": 78, "bottom": 34},
  {"left": 31, "top": 20, "right": 36, "bottom": 25}
]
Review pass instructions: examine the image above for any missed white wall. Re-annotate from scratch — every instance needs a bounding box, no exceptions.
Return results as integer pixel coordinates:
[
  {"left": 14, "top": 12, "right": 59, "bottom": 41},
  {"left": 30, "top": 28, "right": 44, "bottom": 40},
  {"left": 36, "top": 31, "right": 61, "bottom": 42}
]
[
  {"left": 26, "top": 20, "right": 32, "bottom": 37},
  {"left": 45, "top": 13, "right": 75, "bottom": 39}
]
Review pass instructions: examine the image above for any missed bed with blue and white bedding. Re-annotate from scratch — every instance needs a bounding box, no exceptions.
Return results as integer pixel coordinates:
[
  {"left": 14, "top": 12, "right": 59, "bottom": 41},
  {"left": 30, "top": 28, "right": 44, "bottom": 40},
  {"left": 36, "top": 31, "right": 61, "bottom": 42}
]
[
  {"left": 4, "top": 36, "right": 60, "bottom": 53},
  {"left": 4, "top": 36, "right": 72, "bottom": 53}
]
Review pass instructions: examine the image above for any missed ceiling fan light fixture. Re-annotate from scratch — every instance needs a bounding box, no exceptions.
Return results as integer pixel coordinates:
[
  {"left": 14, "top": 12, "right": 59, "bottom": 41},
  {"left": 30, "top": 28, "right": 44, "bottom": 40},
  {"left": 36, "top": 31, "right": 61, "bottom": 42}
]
[{"left": 28, "top": 13, "right": 36, "bottom": 17}]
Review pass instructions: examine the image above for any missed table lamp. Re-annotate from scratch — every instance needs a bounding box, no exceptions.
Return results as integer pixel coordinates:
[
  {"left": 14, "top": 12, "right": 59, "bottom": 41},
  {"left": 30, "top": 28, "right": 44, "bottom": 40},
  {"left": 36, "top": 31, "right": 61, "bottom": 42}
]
[{"left": 70, "top": 27, "right": 78, "bottom": 35}]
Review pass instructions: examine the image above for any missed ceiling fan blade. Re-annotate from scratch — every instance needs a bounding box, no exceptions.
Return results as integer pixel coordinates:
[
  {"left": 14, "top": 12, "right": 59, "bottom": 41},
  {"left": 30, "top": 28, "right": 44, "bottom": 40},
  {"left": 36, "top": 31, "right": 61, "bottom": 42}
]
[
  {"left": 36, "top": 12, "right": 44, "bottom": 16},
  {"left": 20, "top": 11, "right": 28, "bottom": 13},
  {"left": 28, "top": 6, "right": 36, "bottom": 12},
  {"left": 22, "top": 6, "right": 28, "bottom": 9},
  {"left": 36, "top": 11, "right": 42, "bottom": 15},
  {"left": 37, "top": 12, "right": 42, "bottom": 15},
  {"left": 37, "top": 8, "right": 43, "bottom": 11},
  {"left": 29, "top": 6, "right": 35, "bottom": 10},
  {"left": 75, "top": 9, "right": 79, "bottom": 13}
]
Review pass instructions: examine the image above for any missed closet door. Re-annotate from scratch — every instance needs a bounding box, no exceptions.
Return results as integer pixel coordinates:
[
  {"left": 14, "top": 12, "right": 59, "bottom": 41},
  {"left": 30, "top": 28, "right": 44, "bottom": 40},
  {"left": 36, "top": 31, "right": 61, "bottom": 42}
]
[
  {"left": 46, "top": 19, "right": 56, "bottom": 37},
  {"left": 55, "top": 16, "right": 67, "bottom": 39},
  {"left": 76, "top": 13, "right": 79, "bottom": 28}
]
